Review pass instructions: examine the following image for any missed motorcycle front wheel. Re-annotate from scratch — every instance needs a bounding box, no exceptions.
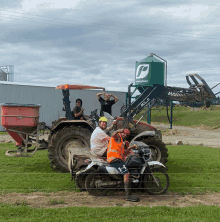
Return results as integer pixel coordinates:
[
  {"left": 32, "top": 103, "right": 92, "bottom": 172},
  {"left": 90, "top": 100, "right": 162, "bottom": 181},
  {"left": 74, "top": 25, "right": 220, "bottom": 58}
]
[
  {"left": 85, "top": 171, "right": 110, "bottom": 196},
  {"left": 144, "top": 168, "right": 170, "bottom": 195}
]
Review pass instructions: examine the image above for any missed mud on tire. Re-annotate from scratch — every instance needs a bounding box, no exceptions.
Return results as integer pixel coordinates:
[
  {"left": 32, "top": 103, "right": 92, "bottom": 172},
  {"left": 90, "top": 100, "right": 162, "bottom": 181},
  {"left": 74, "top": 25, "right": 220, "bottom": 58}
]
[
  {"left": 48, "top": 126, "right": 91, "bottom": 172},
  {"left": 85, "top": 171, "right": 109, "bottom": 196}
]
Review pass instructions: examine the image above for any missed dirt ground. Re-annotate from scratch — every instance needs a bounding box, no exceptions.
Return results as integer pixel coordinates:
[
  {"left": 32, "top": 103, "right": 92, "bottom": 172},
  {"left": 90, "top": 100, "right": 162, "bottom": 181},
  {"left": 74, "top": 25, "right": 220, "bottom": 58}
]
[
  {"left": 0, "top": 124, "right": 220, "bottom": 208},
  {"left": 152, "top": 122, "right": 220, "bottom": 148},
  {"left": 1, "top": 191, "right": 220, "bottom": 208}
]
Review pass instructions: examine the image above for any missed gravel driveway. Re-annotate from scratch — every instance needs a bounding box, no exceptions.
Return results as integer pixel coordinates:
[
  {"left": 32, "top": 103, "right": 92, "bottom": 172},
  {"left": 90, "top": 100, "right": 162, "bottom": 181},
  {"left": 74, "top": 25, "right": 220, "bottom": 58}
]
[{"left": 152, "top": 123, "right": 220, "bottom": 148}]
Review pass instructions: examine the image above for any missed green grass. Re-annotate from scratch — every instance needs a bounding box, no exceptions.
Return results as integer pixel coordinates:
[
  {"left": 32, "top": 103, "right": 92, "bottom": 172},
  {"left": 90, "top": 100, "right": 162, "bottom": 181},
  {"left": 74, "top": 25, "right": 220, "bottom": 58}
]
[
  {"left": 0, "top": 143, "right": 219, "bottom": 194},
  {"left": 135, "top": 105, "right": 220, "bottom": 128},
  {"left": 0, "top": 131, "right": 8, "bottom": 134},
  {"left": 167, "top": 145, "right": 220, "bottom": 194},
  {"left": 0, "top": 143, "right": 77, "bottom": 193},
  {"left": 48, "top": 199, "right": 65, "bottom": 205},
  {"left": 0, "top": 204, "right": 220, "bottom": 222},
  {"left": 0, "top": 142, "right": 220, "bottom": 220}
]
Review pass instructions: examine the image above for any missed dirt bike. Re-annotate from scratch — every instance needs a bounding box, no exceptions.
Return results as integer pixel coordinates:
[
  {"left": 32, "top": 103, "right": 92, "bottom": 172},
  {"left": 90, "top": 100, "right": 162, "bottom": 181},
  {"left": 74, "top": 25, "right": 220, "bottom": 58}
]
[{"left": 74, "top": 141, "right": 170, "bottom": 196}]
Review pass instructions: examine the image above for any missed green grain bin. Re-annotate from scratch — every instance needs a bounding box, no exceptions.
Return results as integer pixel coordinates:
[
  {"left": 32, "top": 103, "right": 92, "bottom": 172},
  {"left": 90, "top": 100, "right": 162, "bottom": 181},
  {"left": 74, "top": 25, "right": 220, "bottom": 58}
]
[{"left": 135, "top": 54, "right": 166, "bottom": 86}]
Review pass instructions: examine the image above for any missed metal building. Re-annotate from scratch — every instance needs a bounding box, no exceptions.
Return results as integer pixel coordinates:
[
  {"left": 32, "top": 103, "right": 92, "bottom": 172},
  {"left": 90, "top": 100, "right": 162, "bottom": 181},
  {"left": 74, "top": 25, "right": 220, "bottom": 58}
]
[{"left": 0, "top": 81, "right": 126, "bottom": 131}]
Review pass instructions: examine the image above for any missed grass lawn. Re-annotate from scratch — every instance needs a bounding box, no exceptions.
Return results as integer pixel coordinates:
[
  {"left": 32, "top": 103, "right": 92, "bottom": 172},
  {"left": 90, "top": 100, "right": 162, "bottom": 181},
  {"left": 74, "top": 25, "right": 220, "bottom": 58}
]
[
  {"left": 0, "top": 143, "right": 76, "bottom": 193},
  {"left": 0, "top": 142, "right": 220, "bottom": 221},
  {"left": 167, "top": 145, "right": 220, "bottom": 194},
  {"left": 135, "top": 105, "right": 220, "bottom": 128},
  {"left": 0, "top": 204, "right": 220, "bottom": 222},
  {"left": 0, "top": 143, "right": 220, "bottom": 194}
]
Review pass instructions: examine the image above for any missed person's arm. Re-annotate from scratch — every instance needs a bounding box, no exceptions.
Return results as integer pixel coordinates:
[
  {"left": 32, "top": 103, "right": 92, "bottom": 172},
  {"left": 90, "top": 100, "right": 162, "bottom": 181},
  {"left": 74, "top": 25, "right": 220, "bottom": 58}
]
[
  {"left": 74, "top": 107, "right": 84, "bottom": 117},
  {"left": 124, "top": 144, "right": 138, "bottom": 155},
  {"left": 101, "top": 135, "right": 110, "bottom": 143},
  {"left": 96, "top": 92, "right": 105, "bottom": 100},
  {"left": 105, "top": 119, "right": 118, "bottom": 133},
  {"left": 110, "top": 94, "right": 119, "bottom": 103},
  {"left": 111, "top": 128, "right": 124, "bottom": 137}
]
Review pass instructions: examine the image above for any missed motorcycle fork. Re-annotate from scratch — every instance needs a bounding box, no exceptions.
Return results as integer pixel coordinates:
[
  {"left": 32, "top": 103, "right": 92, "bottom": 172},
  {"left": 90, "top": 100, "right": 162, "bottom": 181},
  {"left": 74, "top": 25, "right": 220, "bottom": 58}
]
[{"left": 144, "top": 165, "right": 160, "bottom": 187}]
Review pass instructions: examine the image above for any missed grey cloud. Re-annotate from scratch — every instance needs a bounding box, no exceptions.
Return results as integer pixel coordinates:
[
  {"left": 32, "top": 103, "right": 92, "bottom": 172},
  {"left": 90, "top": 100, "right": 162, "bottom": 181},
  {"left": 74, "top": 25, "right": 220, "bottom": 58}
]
[
  {"left": 0, "top": 0, "right": 22, "bottom": 9},
  {"left": 0, "top": 1, "right": 220, "bottom": 94}
]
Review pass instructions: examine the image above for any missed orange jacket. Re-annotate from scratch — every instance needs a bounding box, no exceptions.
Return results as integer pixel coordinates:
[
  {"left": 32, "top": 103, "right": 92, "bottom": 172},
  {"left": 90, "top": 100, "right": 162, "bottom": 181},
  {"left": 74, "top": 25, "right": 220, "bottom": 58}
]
[{"left": 107, "top": 133, "right": 124, "bottom": 163}]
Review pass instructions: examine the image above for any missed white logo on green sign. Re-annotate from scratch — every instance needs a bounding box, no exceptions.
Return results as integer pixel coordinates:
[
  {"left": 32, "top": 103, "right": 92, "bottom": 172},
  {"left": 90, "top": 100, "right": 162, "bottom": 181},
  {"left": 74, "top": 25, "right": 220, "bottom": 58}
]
[{"left": 135, "top": 64, "right": 150, "bottom": 82}]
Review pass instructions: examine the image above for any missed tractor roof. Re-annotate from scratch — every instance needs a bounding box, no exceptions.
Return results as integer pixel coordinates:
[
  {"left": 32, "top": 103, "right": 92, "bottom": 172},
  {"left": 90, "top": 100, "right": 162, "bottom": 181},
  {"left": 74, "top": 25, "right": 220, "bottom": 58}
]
[{"left": 56, "top": 84, "right": 105, "bottom": 90}]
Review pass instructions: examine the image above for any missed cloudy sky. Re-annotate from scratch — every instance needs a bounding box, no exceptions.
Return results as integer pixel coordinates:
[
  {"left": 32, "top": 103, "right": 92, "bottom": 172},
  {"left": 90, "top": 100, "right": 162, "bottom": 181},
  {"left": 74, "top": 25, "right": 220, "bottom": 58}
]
[{"left": 0, "top": 0, "right": 220, "bottom": 94}]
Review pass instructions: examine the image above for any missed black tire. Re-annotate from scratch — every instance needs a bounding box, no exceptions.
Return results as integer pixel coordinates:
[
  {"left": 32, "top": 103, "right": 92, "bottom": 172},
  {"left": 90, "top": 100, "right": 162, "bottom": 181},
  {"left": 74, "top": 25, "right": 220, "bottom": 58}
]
[
  {"left": 85, "top": 171, "right": 110, "bottom": 196},
  {"left": 48, "top": 126, "right": 91, "bottom": 172},
  {"left": 141, "top": 137, "right": 168, "bottom": 164},
  {"left": 75, "top": 167, "right": 88, "bottom": 191},
  {"left": 144, "top": 168, "right": 170, "bottom": 195}
]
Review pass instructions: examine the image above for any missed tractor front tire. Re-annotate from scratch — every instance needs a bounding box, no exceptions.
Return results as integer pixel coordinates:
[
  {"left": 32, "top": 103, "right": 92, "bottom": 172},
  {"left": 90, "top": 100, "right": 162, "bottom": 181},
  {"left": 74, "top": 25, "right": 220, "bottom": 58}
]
[
  {"left": 142, "top": 137, "right": 168, "bottom": 165},
  {"left": 48, "top": 126, "right": 91, "bottom": 172}
]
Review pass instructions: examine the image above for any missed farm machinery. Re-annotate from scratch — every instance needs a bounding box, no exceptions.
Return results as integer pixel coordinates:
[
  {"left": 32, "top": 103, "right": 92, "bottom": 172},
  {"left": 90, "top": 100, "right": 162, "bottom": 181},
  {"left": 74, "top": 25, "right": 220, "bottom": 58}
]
[
  {"left": 0, "top": 83, "right": 166, "bottom": 172},
  {"left": 1, "top": 54, "right": 219, "bottom": 173}
]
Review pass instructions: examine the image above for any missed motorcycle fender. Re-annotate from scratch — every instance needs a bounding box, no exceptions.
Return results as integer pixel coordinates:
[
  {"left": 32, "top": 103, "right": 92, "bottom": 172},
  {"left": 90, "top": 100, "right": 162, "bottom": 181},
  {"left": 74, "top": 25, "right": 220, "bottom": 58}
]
[
  {"left": 148, "top": 161, "right": 166, "bottom": 169},
  {"left": 76, "top": 161, "right": 102, "bottom": 175},
  {"left": 130, "top": 131, "right": 156, "bottom": 143}
]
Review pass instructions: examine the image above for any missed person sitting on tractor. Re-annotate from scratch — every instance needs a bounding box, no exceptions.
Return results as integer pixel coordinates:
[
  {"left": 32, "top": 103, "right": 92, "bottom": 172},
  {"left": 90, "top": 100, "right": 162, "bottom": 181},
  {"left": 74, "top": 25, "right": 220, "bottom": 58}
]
[
  {"left": 90, "top": 116, "right": 117, "bottom": 157},
  {"left": 107, "top": 129, "right": 140, "bottom": 202},
  {"left": 72, "top": 98, "right": 85, "bottom": 120},
  {"left": 96, "top": 92, "right": 118, "bottom": 116}
]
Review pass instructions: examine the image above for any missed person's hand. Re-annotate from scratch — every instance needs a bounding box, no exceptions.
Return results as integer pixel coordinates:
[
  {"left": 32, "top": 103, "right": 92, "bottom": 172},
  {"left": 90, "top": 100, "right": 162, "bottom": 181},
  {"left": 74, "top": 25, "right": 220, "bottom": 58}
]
[
  {"left": 81, "top": 108, "right": 84, "bottom": 112},
  {"left": 124, "top": 141, "right": 129, "bottom": 147},
  {"left": 130, "top": 144, "right": 138, "bottom": 149},
  {"left": 113, "top": 120, "right": 117, "bottom": 125}
]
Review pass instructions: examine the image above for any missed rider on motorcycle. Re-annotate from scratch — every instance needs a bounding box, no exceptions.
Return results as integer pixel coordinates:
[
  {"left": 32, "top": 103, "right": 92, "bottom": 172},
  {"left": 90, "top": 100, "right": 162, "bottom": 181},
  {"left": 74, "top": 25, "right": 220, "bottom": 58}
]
[
  {"left": 107, "top": 129, "right": 140, "bottom": 202},
  {"left": 90, "top": 116, "right": 117, "bottom": 157}
]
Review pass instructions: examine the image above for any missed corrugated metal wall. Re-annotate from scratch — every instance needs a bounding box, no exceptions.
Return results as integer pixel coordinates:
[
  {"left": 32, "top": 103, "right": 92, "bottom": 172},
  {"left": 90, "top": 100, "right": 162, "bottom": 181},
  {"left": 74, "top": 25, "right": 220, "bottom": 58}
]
[{"left": 0, "top": 83, "right": 126, "bottom": 131}]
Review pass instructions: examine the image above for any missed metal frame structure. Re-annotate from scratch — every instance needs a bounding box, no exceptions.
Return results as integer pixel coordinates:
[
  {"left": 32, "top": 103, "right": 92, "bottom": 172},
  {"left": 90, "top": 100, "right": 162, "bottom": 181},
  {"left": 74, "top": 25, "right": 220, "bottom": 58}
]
[
  {"left": 5, "top": 122, "right": 49, "bottom": 157},
  {"left": 122, "top": 74, "right": 219, "bottom": 129}
]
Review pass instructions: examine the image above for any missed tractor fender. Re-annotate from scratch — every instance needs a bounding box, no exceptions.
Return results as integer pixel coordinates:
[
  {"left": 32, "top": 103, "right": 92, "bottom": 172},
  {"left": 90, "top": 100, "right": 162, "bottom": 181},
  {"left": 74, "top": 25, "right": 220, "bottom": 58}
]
[
  {"left": 130, "top": 131, "right": 155, "bottom": 143},
  {"left": 52, "top": 120, "right": 94, "bottom": 133}
]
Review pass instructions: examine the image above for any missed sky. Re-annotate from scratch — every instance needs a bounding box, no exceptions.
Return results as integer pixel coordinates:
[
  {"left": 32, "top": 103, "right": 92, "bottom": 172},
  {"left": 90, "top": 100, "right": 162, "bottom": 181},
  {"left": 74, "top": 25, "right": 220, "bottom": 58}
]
[{"left": 0, "top": 0, "right": 220, "bottom": 95}]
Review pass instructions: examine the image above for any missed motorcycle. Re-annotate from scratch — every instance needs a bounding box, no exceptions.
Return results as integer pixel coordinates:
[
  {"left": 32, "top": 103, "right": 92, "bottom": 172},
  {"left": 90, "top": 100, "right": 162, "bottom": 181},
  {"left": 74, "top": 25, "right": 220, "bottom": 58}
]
[{"left": 75, "top": 141, "right": 170, "bottom": 196}]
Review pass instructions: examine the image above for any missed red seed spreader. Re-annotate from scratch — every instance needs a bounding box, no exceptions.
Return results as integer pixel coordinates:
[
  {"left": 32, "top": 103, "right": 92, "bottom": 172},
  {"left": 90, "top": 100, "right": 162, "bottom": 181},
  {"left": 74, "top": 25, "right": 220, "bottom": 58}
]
[{"left": 0, "top": 103, "right": 47, "bottom": 156}]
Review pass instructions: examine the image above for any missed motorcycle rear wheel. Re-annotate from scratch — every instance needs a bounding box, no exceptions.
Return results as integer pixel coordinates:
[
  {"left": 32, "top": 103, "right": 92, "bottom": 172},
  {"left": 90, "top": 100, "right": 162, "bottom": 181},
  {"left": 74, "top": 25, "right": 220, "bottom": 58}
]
[
  {"left": 85, "top": 172, "right": 110, "bottom": 196},
  {"left": 144, "top": 168, "right": 170, "bottom": 195},
  {"left": 75, "top": 167, "right": 89, "bottom": 191}
]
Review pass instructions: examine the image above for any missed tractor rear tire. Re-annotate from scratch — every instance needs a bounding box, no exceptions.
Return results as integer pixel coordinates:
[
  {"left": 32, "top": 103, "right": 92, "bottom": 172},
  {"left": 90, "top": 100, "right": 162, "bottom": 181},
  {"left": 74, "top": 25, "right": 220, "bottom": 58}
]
[
  {"left": 141, "top": 137, "right": 168, "bottom": 165},
  {"left": 48, "top": 126, "right": 91, "bottom": 172}
]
